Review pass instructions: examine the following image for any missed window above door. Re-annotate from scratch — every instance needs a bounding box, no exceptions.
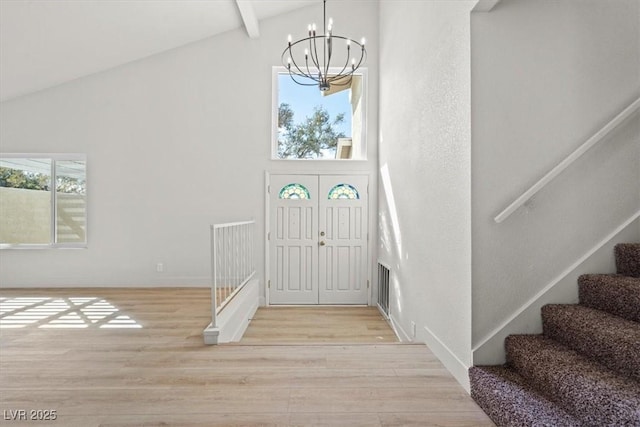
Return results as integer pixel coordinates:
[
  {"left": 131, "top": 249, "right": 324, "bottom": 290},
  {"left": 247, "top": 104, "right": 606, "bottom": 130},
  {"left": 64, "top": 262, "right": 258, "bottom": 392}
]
[{"left": 272, "top": 67, "right": 367, "bottom": 161}]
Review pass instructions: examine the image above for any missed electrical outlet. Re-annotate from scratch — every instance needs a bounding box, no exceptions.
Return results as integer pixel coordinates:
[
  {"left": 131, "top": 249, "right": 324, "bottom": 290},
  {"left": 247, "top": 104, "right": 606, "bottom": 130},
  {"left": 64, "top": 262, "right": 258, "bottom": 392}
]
[
  {"left": 411, "top": 321, "right": 416, "bottom": 338},
  {"left": 156, "top": 262, "right": 164, "bottom": 273}
]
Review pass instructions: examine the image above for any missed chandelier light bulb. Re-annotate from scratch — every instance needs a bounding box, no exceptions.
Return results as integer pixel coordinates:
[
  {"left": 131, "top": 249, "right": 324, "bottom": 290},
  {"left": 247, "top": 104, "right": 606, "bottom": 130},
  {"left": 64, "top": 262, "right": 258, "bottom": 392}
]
[
  {"left": 346, "top": 39, "right": 351, "bottom": 46},
  {"left": 304, "top": 48, "right": 309, "bottom": 58},
  {"left": 361, "top": 37, "right": 366, "bottom": 46}
]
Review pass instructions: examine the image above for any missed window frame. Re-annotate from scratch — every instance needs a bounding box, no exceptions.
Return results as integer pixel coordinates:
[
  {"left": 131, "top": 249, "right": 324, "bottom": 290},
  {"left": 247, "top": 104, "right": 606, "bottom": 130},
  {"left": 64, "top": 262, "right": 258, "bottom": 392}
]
[
  {"left": 0, "top": 153, "right": 87, "bottom": 250},
  {"left": 271, "top": 66, "right": 368, "bottom": 161}
]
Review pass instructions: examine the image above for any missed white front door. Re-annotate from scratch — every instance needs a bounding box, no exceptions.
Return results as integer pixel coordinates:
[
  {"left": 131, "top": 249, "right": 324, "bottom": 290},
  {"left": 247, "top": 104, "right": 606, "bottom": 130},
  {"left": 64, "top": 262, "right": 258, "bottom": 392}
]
[
  {"left": 318, "top": 175, "right": 368, "bottom": 304},
  {"left": 269, "top": 175, "right": 319, "bottom": 304},
  {"left": 269, "top": 174, "right": 368, "bottom": 305}
]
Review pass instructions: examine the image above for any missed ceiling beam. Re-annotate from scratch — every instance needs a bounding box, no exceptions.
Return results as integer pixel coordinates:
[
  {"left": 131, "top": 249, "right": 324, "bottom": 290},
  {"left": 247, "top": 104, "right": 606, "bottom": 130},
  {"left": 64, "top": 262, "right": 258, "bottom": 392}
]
[
  {"left": 472, "top": 0, "right": 502, "bottom": 12},
  {"left": 235, "top": 0, "right": 259, "bottom": 39}
]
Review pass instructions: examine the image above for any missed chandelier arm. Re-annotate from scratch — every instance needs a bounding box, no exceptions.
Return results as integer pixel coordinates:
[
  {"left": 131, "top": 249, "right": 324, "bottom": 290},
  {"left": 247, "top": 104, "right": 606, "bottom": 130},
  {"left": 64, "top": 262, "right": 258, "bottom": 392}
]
[
  {"left": 305, "top": 57, "right": 314, "bottom": 80},
  {"left": 308, "top": 37, "right": 321, "bottom": 71},
  {"left": 289, "top": 53, "right": 314, "bottom": 80},
  {"left": 325, "top": 36, "right": 332, "bottom": 83},
  {"left": 331, "top": 46, "right": 351, "bottom": 79},
  {"left": 326, "top": 35, "right": 366, "bottom": 80},
  {"left": 288, "top": 72, "right": 320, "bottom": 86},
  {"left": 283, "top": 44, "right": 316, "bottom": 80},
  {"left": 312, "top": 36, "right": 323, "bottom": 82},
  {"left": 352, "top": 47, "right": 367, "bottom": 71},
  {"left": 287, "top": 65, "right": 321, "bottom": 83}
]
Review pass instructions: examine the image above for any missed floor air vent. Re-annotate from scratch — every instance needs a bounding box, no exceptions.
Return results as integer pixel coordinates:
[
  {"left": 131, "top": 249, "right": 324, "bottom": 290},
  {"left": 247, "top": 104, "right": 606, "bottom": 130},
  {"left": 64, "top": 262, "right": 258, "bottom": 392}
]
[{"left": 377, "top": 262, "right": 390, "bottom": 317}]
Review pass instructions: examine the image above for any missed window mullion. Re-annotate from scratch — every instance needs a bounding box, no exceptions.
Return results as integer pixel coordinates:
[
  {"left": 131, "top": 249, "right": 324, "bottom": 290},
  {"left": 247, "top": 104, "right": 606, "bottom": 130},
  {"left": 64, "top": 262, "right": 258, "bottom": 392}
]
[{"left": 51, "top": 159, "right": 57, "bottom": 245}]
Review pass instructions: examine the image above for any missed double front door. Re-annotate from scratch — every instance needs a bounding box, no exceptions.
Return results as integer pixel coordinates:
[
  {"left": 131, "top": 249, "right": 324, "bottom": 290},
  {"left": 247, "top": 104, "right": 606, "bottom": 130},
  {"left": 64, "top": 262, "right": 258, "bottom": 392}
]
[{"left": 269, "top": 174, "right": 369, "bottom": 305}]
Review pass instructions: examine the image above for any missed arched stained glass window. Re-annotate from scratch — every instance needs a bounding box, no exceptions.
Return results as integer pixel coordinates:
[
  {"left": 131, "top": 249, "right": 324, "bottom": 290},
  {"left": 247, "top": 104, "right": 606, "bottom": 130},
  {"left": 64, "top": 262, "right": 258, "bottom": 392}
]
[
  {"left": 328, "top": 183, "right": 359, "bottom": 199},
  {"left": 279, "top": 183, "right": 310, "bottom": 199}
]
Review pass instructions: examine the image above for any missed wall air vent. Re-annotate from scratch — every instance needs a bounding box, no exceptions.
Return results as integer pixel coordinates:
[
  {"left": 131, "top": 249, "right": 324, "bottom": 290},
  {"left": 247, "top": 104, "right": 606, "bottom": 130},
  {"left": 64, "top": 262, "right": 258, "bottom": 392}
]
[{"left": 377, "top": 262, "right": 390, "bottom": 317}]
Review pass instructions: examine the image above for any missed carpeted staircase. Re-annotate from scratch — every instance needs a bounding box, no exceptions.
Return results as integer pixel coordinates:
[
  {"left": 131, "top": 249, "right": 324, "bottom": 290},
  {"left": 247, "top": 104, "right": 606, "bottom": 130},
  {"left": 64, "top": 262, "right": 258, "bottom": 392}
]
[{"left": 469, "top": 243, "right": 640, "bottom": 426}]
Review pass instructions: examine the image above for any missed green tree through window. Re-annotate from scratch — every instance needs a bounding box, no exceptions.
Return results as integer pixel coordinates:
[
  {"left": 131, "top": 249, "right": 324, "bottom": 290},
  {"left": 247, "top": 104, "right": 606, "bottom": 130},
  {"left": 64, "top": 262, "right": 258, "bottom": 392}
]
[{"left": 277, "top": 103, "right": 345, "bottom": 159}]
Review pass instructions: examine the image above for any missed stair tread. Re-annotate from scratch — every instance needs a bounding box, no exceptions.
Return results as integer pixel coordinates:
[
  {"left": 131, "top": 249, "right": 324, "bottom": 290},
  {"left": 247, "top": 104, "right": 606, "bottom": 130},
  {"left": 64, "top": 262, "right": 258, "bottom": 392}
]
[
  {"left": 578, "top": 274, "right": 640, "bottom": 322},
  {"left": 506, "top": 334, "right": 640, "bottom": 426},
  {"left": 470, "top": 366, "right": 581, "bottom": 427},
  {"left": 542, "top": 304, "right": 640, "bottom": 380}
]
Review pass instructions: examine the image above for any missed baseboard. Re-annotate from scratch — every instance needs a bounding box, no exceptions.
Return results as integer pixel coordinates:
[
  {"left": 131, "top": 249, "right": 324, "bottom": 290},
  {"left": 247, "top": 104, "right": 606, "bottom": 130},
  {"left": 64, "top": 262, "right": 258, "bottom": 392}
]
[
  {"left": 423, "top": 325, "right": 471, "bottom": 393},
  {"left": 473, "top": 212, "right": 640, "bottom": 365},
  {"left": 388, "top": 312, "right": 411, "bottom": 342},
  {"left": 376, "top": 304, "right": 389, "bottom": 320}
]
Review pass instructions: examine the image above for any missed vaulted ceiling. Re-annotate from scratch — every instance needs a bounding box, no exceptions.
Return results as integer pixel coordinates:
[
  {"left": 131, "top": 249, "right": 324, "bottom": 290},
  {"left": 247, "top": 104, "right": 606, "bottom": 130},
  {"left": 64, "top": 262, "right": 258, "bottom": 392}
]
[{"left": 0, "top": 0, "right": 315, "bottom": 102}]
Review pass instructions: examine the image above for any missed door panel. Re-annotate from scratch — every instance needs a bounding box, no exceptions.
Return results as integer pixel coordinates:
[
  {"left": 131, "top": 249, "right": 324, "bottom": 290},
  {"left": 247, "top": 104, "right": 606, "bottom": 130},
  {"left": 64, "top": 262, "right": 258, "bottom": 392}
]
[
  {"left": 269, "top": 175, "right": 318, "bottom": 304},
  {"left": 318, "top": 175, "right": 368, "bottom": 304}
]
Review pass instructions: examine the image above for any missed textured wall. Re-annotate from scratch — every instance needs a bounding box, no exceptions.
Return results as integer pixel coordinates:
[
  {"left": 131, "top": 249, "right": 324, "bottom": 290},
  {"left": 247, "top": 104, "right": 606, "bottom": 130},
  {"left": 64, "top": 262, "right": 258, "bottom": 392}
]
[
  {"left": 378, "top": 0, "right": 475, "bottom": 387},
  {"left": 0, "top": 2, "right": 379, "bottom": 292},
  {"left": 471, "top": 0, "right": 640, "bottom": 361}
]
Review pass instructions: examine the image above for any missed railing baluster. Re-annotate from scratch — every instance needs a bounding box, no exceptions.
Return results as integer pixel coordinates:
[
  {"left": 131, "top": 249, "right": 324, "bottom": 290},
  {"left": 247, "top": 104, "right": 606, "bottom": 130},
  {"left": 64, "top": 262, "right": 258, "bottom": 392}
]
[{"left": 210, "top": 220, "right": 256, "bottom": 323}]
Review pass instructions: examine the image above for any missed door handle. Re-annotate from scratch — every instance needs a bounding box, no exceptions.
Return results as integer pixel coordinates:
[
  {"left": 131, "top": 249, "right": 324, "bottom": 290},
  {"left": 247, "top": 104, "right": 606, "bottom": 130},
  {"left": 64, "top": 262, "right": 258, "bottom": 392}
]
[{"left": 319, "top": 241, "right": 326, "bottom": 246}]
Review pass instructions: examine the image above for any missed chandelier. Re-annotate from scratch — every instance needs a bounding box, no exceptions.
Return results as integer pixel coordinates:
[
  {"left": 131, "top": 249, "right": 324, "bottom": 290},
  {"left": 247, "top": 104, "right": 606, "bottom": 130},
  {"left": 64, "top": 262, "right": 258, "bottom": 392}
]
[{"left": 282, "top": 0, "right": 366, "bottom": 92}]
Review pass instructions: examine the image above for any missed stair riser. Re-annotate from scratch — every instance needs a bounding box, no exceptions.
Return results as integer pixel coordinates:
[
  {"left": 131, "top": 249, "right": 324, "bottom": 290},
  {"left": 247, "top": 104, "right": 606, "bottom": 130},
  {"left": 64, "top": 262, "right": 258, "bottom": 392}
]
[
  {"left": 615, "top": 243, "right": 640, "bottom": 277},
  {"left": 578, "top": 275, "right": 640, "bottom": 322}
]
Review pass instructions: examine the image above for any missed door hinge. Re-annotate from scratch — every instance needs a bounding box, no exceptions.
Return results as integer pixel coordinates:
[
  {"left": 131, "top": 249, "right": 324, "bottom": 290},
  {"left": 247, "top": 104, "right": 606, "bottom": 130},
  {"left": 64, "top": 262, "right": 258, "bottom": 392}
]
[
  {"left": 268, "top": 280, "right": 271, "bottom": 289},
  {"left": 267, "top": 185, "right": 270, "bottom": 194},
  {"left": 367, "top": 280, "right": 370, "bottom": 289},
  {"left": 268, "top": 232, "right": 270, "bottom": 240}
]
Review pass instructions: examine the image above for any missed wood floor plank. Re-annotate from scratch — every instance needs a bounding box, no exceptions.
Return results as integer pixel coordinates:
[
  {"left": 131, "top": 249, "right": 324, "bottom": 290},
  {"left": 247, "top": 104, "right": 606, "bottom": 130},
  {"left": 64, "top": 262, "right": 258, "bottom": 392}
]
[{"left": 0, "top": 288, "right": 493, "bottom": 426}]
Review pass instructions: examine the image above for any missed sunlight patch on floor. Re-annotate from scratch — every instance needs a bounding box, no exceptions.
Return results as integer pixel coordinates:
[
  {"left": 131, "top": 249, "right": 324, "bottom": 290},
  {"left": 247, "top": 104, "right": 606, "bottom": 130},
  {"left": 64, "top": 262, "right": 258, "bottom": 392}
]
[{"left": 0, "top": 297, "right": 142, "bottom": 329}]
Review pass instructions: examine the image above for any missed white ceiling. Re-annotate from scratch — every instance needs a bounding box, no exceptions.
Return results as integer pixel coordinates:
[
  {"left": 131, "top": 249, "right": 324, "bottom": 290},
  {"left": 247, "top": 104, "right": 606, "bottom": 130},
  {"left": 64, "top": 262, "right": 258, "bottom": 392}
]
[{"left": 0, "top": 0, "right": 315, "bottom": 102}]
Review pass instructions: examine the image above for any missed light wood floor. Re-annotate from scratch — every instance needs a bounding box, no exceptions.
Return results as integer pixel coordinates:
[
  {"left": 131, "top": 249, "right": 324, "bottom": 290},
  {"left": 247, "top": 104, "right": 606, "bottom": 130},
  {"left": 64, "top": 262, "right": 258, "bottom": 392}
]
[
  {"left": 241, "top": 306, "right": 398, "bottom": 344},
  {"left": 0, "top": 288, "right": 493, "bottom": 426}
]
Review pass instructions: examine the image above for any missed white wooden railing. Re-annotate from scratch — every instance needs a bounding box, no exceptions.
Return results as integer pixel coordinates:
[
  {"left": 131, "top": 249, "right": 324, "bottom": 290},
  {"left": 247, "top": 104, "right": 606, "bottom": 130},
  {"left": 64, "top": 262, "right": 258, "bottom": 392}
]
[
  {"left": 210, "top": 220, "right": 255, "bottom": 328},
  {"left": 494, "top": 97, "right": 640, "bottom": 223}
]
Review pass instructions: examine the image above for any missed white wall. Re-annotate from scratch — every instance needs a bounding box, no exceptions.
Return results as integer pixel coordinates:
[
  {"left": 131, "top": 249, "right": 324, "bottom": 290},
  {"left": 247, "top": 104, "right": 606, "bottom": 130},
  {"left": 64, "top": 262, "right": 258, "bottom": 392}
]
[
  {"left": 0, "top": 2, "right": 379, "bottom": 299},
  {"left": 378, "top": 0, "right": 475, "bottom": 388},
  {"left": 471, "top": 0, "right": 640, "bottom": 362}
]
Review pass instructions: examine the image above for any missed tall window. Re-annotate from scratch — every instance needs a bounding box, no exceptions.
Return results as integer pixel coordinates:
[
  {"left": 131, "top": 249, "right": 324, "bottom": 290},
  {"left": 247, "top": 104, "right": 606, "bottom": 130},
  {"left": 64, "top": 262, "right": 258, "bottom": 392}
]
[
  {"left": 0, "top": 154, "right": 87, "bottom": 248},
  {"left": 272, "top": 67, "right": 367, "bottom": 160}
]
